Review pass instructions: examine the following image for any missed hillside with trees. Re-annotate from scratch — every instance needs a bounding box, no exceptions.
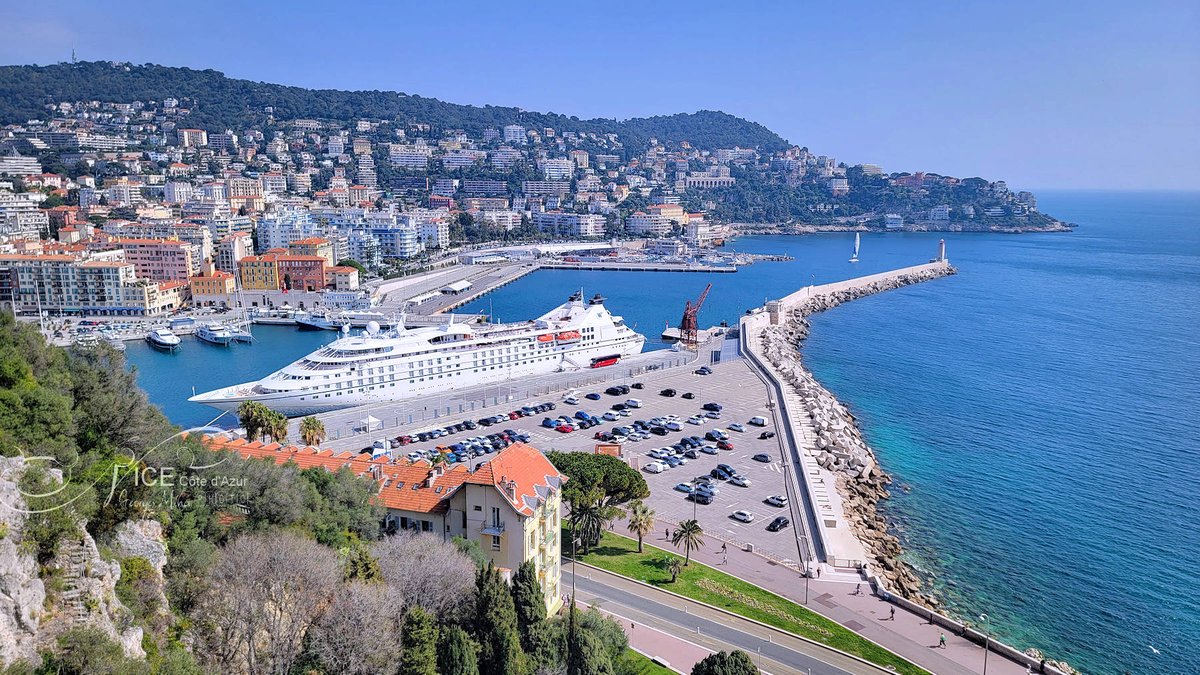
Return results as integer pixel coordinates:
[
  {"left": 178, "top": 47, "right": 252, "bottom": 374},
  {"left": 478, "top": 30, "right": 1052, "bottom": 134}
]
[{"left": 0, "top": 61, "right": 790, "bottom": 153}]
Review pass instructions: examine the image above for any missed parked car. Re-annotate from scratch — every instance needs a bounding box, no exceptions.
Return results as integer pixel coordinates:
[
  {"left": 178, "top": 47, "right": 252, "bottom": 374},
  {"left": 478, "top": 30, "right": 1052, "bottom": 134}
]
[
  {"left": 717, "top": 463, "right": 736, "bottom": 475},
  {"left": 702, "top": 402, "right": 723, "bottom": 412},
  {"left": 564, "top": 396, "right": 579, "bottom": 405},
  {"left": 683, "top": 449, "right": 699, "bottom": 459},
  {"left": 767, "top": 516, "right": 791, "bottom": 532},
  {"left": 605, "top": 386, "right": 623, "bottom": 396},
  {"left": 660, "top": 388, "right": 677, "bottom": 397},
  {"left": 681, "top": 392, "right": 696, "bottom": 399},
  {"left": 730, "top": 475, "right": 752, "bottom": 487},
  {"left": 586, "top": 393, "right": 602, "bottom": 400},
  {"left": 674, "top": 483, "right": 694, "bottom": 493},
  {"left": 688, "top": 492, "right": 713, "bottom": 505},
  {"left": 752, "top": 453, "right": 771, "bottom": 463},
  {"left": 695, "top": 366, "right": 712, "bottom": 375},
  {"left": 687, "top": 415, "right": 704, "bottom": 425},
  {"left": 765, "top": 495, "right": 789, "bottom": 507},
  {"left": 710, "top": 467, "right": 731, "bottom": 480},
  {"left": 700, "top": 445, "right": 720, "bottom": 455},
  {"left": 728, "top": 423, "right": 745, "bottom": 432},
  {"left": 748, "top": 416, "right": 768, "bottom": 427},
  {"left": 650, "top": 426, "right": 669, "bottom": 436},
  {"left": 705, "top": 411, "right": 722, "bottom": 419},
  {"left": 717, "top": 440, "right": 734, "bottom": 451},
  {"left": 731, "top": 510, "right": 755, "bottom": 523},
  {"left": 644, "top": 462, "right": 665, "bottom": 474},
  {"left": 602, "top": 411, "right": 619, "bottom": 421},
  {"left": 625, "top": 398, "right": 642, "bottom": 408},
  {"left": 759, "top": 431, "right": 777, "bottom": 440},
  {"left": 666, "top": 422, "right": 683, "bottom": 432},
  {"left": 631, "top": 382, "right": 644, "bottom": 389}
]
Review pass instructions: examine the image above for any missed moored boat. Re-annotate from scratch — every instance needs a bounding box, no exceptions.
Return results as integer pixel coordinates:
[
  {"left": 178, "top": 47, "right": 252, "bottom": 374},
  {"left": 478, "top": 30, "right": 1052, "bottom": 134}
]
[
  {"left": 195, "top": 323, "right": 234, "bottom": 346},
  {"left": 146, "top": 327, "right": 182, "bottom": 351}
]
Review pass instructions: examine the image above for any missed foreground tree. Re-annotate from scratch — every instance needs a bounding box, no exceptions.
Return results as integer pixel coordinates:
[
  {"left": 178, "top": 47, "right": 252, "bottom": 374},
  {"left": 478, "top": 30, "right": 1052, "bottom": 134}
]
[
  {"left": 566, "top": 605, "right": 614, "bottom": 675},
  {"left": 438, "top": 625, "right": 480, "bottom": 675},
  {"left": 299, "top": 415, "right": 326, "bottom": 446},
  {"left": 512, "top": 559, "right": 547, "bottom": 650},
  {"left": 398, "top": 606, "right": 439, "bottom": 675},
  {"left": 374, "top": 532, "right": 478, "bottom": 620},
  {"left": 671, "top": 520, "right": 705, "bottom": 566},
  {"left": 691, "top": 650, "right": 759, "bottom": 675},
  {"left": 667, "top": 557, "right": 684, "bottom": 583},
  {"left": 472, "top": 562, "right": 526, "bottom": 675},
  {"left": 307, "top": 582, "right": 405, "bottom": 675},
  {"left": 236, "top": 400, "right": 270, "bottom": 441},
  {"left": 626, "top": 500, "right": 655, "bottom": 553},
  {"left": 194, "top": 531, "right": 342, "bottom": 675}
]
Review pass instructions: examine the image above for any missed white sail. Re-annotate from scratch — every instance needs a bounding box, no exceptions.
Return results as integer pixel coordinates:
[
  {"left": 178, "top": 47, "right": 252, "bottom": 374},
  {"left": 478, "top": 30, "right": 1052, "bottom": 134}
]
[{"left": 850, "top": 232, "right": 861, "bottom": 262}]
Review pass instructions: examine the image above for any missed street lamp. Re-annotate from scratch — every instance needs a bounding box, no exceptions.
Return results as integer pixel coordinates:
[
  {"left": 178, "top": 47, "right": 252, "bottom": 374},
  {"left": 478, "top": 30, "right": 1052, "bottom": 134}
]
[
  {"left": 979, "top": 613, "right": 990, "bottom": 675},
  {"left": 570, "top": 534, "right": 582, "bottom": 600}
]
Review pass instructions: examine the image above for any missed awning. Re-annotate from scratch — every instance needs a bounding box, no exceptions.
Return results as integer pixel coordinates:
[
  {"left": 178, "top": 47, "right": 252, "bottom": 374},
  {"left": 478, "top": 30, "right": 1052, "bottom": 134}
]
[{"left": 360, "top": 415, "right": 381, "bottom": 431}]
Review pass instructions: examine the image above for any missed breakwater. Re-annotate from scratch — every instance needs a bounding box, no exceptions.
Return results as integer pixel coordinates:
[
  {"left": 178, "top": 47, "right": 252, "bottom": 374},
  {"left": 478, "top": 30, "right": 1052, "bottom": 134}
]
[{"left": 754, "top": 263, "right": 955, "bottom": 602}]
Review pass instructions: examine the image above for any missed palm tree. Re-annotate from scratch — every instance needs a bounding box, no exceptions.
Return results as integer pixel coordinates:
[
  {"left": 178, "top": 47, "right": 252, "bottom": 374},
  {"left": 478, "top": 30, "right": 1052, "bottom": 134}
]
[
  {"left": 568, "top": 499, "right": 605, "bottom": 554},
  {"left": 671, "top": 520, "right": 704, "bottom": 566},
  {"left": 667, "top": 557, "right": 684, "bottom": 583},
  {"left": 264, "top": 409, "right": 289, "bottom": 444},
  {"left": 627, "top": 501, "right": 655, "bottom": 553},
  {"left": 299, "top": 416, "right": 326, "bottom": 447},
  {"left": 237, "top": 400, "right": 268, "bottom": 441}
]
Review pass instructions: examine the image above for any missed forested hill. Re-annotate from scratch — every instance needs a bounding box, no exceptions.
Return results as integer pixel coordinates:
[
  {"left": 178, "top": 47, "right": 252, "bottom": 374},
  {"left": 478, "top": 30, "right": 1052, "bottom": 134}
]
[{"left": 0, "top": 61, "right": 790, "bottom": 152}]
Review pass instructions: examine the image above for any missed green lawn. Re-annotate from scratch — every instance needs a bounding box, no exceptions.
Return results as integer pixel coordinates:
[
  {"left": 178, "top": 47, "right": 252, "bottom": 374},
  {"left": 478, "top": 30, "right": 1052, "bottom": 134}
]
[
  {"left": 576, "top": 531, "right": 927, "bottom": 675},
  {"left": 617, "top": 648, "right": 676, "bottom": 675}
]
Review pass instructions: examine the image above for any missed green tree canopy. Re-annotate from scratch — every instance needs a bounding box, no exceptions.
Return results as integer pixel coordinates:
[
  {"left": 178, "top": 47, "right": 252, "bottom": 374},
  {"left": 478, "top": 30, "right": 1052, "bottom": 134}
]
[
  {"left": 437, "top": 625, "right": 480, "bottom": 675},
  {"left": 691, "top": 650, "right": 759, "bottom": 675},
  {"left": 398, "top": 606, "right": 439, "bottom": 675},
  {"left": 472, "top": 563, "right": 526, "bottom": 675}
]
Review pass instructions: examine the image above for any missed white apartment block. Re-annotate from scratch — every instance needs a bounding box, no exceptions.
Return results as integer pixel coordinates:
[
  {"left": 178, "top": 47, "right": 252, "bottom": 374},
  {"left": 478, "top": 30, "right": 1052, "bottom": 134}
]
[
  {"left": 539, "top": 158, "right": 574, "bottom": 181},
  {"left": 532, "top": 212, "right": 604, "bottom": 238},
  {"left": 625, "top": 212, "right": 672, "bottom": 236},
  {"left": 502, "top": 124, "right": 526, "bottom": 144}
]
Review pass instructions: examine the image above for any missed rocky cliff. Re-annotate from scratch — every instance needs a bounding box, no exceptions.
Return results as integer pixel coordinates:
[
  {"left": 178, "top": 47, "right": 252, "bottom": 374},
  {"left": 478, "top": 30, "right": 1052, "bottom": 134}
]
[{"left": 0, "top": 456, "right": 147, "bottom": 668}]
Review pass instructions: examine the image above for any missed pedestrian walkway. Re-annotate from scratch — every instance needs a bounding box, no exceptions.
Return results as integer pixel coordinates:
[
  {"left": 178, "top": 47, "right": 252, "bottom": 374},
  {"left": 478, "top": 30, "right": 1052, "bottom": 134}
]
[{"left": 646, "top": 530, "right": 1032, "bottom": 675}]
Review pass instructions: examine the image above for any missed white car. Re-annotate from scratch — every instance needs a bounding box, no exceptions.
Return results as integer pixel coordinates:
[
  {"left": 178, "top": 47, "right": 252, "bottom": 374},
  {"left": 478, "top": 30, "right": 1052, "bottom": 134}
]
[
  {"left": 705, "top": 411, "right": 722, "bottom": 419},
  {"left": 666, "top": 422, "right": 683, "bottom": 431},
  {"left": 687, "top": 416, "right": 705, "bottom": 425},
  {"left": 618, "top": 409, "right": 632, "bottom": 417},
  {"left": 700, "top": 445, "right": 720, "bottom": 455},
  {"left": 564, "top": 396, "right": 580, "bottom": 405},
  {"left": 748, "top": 416, "right": 768, "bottom": 427},
  {"left": 765, "top": 495, "right": 788, "bottom": 507},
  {"left": 649, "top": 449, "right": 667, "bottom": 459},
  {"left": 644, "top": 462, "right": 665, "bottom": 474},
  {"left": 730, "top": 475, "right": 752, "bottom": 487},
  {"left": 626, "top": 398, "right": 643, "bottom": 408},
  {"left": 731, "top": 510, "right": 755, "bottom": 523}
]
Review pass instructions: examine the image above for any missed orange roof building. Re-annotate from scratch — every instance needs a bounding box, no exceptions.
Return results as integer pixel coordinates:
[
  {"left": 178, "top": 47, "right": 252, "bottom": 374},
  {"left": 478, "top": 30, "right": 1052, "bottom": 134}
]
[{"left": 204, "top": 436, "right": 566, "bottom": 613}]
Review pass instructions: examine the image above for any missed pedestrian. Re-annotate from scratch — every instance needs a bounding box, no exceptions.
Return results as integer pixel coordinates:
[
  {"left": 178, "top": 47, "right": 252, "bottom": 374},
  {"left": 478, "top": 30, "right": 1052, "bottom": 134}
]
[
  {"left": 722, "top": 553, "right": 728, "bottom": 565},
  {"left": 665, "top": 527, "right": 669, "bottom": 539},
  {"left": 815, "top": 566, "right": 821, "bottom": 579},
  {"left": 938, "top": 633, "right": 947, "bottom": 649},
  {"left": 721, "top": 542, "right": 727, "bottom": 553},
  {"left": 855, "top": 583, "right": 862, "bottom": 596},
  {"left": 889, "top": 607, "right": 896, "bottom": 621}
]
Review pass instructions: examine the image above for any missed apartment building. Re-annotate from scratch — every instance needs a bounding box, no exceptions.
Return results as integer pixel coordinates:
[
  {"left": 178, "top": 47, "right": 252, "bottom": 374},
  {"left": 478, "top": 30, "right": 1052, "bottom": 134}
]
[
  {"left": 288, "top": 237, "right": 336, "bottom": 265},
  {"left": 207, "top": 438, "right": 565, "bottom": 616},
  {"left": 215, "top": 231, "right": 254, "bottom": 273},
  {"left": 532, "top": 212, "right": 605, "bottom": 238},
  {"left": 108, "top": 237, "right": 199, "bottom": 282}
]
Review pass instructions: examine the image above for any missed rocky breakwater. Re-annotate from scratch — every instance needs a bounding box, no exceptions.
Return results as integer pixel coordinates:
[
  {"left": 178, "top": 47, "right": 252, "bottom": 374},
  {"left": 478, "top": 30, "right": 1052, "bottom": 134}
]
[{"left": 760, "top": 264, "right": 957, "bottom": 606}]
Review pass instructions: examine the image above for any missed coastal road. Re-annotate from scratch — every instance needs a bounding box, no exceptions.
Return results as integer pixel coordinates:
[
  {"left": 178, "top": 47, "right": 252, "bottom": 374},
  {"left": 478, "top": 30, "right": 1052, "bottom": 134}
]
[{"left": 567, "top": 562, "right": 888, "bottom": 675}]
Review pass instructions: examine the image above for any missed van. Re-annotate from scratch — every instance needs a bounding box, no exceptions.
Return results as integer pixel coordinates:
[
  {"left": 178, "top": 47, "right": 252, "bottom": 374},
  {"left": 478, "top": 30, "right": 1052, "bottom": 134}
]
[
  {"left": 643, "top": 462, "right": 665, "bottom": 474},
  {"left": 749, "top": 416, "right": 768, "bottom": 427},
  {"left": 626, "top": 398, "right": 642, "bottom": 408},
  {"left": 370, "top": 439, "right": 389, "bottom": 458}
]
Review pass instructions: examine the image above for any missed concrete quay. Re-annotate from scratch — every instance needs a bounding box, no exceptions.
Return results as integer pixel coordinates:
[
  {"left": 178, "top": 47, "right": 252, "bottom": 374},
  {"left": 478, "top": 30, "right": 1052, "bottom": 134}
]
[{"left": 539, "top": 261, "right": 737, "bottom": 273}]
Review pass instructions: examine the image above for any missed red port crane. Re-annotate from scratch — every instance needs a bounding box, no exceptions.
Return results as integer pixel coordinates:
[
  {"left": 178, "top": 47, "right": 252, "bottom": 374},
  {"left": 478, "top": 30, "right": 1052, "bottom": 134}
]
[{"left": 678, "top": 283, "right": 712, "bottom": 346}]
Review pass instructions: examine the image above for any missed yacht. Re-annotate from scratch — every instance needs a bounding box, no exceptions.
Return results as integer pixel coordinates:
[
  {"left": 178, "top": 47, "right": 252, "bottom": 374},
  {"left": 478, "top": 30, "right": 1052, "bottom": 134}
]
[
  {"left": 146, "top": 327, "right": 182, "bottom": 351},
  {"left": 191, "top": 292, "right": 646, "bottom": 416},
  {"left": 297, "top": 310, "right": 395, "bottom": 331},
  {"left": 849, "top": 232, "right": 861, "bottom": 263},
  {"left": 195, "top": 323, "right": 234, "bottom": 346}
]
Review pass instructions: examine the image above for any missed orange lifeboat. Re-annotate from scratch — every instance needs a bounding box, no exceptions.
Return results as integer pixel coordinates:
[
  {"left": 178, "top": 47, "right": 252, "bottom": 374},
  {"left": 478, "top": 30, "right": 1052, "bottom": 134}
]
[
  {"left": 555, "top": 331, "right": 581, "bottom": 343},
  {"left": 537, "top": 334, "right": 555, "bottom": 343}
]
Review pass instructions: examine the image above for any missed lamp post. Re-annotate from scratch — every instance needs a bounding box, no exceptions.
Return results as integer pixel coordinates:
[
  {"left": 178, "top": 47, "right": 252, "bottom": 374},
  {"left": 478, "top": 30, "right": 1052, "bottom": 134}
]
[
  {"left": 979, "top": 613, "right": 990, "bottom": 675},
  {"left": 570, "top": 533, "right": 581, "bottom": 600}
]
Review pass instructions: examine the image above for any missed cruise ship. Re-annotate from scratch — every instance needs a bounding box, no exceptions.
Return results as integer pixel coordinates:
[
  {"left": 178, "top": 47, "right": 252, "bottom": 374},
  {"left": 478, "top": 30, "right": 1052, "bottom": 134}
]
[{"left": 189, "top": 292, "right": 646, "bottom": 416}]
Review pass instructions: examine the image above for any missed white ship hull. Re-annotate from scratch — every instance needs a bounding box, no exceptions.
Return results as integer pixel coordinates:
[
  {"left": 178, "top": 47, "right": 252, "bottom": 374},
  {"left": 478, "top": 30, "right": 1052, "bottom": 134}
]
[{"left": 191, "top": 292, "right": 645, "bottom": 417}]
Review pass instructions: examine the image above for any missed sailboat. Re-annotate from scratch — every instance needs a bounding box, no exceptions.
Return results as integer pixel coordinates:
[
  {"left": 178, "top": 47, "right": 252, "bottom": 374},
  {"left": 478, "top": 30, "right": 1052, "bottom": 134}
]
[{"left": 849, "top": 232, "right": 861, "bottom": 263}]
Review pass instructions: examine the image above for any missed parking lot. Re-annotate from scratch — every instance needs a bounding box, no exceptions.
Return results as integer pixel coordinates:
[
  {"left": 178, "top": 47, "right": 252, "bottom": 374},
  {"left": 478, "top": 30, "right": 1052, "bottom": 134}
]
[
  {"left": 513, "top": 352, "right": 808, "bottom": 568},
  {"left": 300, "top": 336, "right": 808, "bottom": 568}
]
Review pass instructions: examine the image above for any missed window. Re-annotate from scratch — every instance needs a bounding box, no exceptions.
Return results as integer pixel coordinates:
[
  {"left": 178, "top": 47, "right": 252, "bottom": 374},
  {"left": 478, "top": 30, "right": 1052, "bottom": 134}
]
[
  {"left": 491, "top": 535, "right": 501, "bottom": 551},
  {"left": 473, "top": 505, "right": 482, "bottom": 512}
]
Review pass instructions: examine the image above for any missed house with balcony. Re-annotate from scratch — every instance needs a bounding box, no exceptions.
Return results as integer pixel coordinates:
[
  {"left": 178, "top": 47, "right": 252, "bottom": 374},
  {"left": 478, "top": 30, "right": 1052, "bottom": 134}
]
[{"left": 203, "top": 438, "right": 566, "bottom": 615}]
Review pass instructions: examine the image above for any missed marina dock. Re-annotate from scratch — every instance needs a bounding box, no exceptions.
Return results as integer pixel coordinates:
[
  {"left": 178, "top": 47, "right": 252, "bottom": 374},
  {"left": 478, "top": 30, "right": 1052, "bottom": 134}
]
[{"left": 539, "top": 261, "right": 737, "bottom": 273}]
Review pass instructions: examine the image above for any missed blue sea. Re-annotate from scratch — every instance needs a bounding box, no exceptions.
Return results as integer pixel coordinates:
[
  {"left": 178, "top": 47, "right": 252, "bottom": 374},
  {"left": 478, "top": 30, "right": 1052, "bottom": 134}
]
[{"left": 128, "top": 191, "right": 1199, "bottom": 673}]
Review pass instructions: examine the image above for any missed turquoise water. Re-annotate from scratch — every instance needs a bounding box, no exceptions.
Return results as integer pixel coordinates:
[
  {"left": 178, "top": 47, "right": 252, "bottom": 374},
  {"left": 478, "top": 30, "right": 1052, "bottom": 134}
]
[{"left": 128, "top": 192, "right": 1200, "bottom": 672}]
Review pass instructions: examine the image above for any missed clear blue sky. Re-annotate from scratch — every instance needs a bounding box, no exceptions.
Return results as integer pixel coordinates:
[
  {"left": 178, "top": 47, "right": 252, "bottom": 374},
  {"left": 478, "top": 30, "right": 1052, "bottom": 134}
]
[{"left": 3, "top": 0, "right": 1197, "bottom": 190}]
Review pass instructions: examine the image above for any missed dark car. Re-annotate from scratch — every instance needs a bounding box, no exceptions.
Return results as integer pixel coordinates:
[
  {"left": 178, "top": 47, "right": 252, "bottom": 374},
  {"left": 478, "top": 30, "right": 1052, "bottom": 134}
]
[
  {"left": 702, "top": 402, "right": 723, "bottom": 412},
  {"left": 752, "top": 453, "right": 771, "bottom": 463},
  {"left": 695, "top": 366, "right": 712, "bottom": 375},
  {"left": 683, "top": 449, "right": 699, "bottom": 459},
  {"left": 681, "top": 392, "right": 696, "bottom": 399},
  {"left": 759, "top": 431, "right": 776, "bottom": 440},
  {"left": 711, "top": 467, "right": 731, "bottom": 480},
  {"left": 660, "top": 388, "right": 677, "bottom": 397},
  {"left": 688, "top": 492, "right": 714, "bottom": 505},
  {"left": 585, "top": 393, "right": 602, "bottom": 400},
  {"left": 649, "top": 426, "right": 669, "bottom": 436},
  {"left": 605, "top": 386, "right": 623, "bottom": 396},
  {"left": 767, "top": 516, "right": 791, "bottom": 532},
  {"left": 611, "top": 403, "right": 627, "bottom": 411},
  {"left": 631, "top": 382, "right": 644, "bottom": 389}
]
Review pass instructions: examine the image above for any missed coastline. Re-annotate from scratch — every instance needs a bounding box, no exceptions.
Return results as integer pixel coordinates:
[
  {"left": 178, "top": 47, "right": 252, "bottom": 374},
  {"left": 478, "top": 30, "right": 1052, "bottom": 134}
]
[
  {"left": 730, "top": 222, "right": 1075, "bottom": 235},
  {"left": 746, "top": 264, "right": 1081, "bottom": 675}
]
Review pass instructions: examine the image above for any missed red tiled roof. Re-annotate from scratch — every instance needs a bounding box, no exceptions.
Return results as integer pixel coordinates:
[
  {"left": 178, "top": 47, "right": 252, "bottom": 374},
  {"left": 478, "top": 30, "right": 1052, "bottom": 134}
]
[{"left": 465, "top": 442, "right": 565, "bottom": 516}]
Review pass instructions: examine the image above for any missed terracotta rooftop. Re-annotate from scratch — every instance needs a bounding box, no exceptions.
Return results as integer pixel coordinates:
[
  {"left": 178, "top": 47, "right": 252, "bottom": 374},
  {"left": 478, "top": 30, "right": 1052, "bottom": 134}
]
[{"left": 201, "top": 437, "right": 563, "bottom": 516}]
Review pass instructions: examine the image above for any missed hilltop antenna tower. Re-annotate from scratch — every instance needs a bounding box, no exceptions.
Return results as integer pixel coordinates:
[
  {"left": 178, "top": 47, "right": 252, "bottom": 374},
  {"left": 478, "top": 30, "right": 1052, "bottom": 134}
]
[{"left": 678, "top": 283, "right": 712, "bottom": 347}]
